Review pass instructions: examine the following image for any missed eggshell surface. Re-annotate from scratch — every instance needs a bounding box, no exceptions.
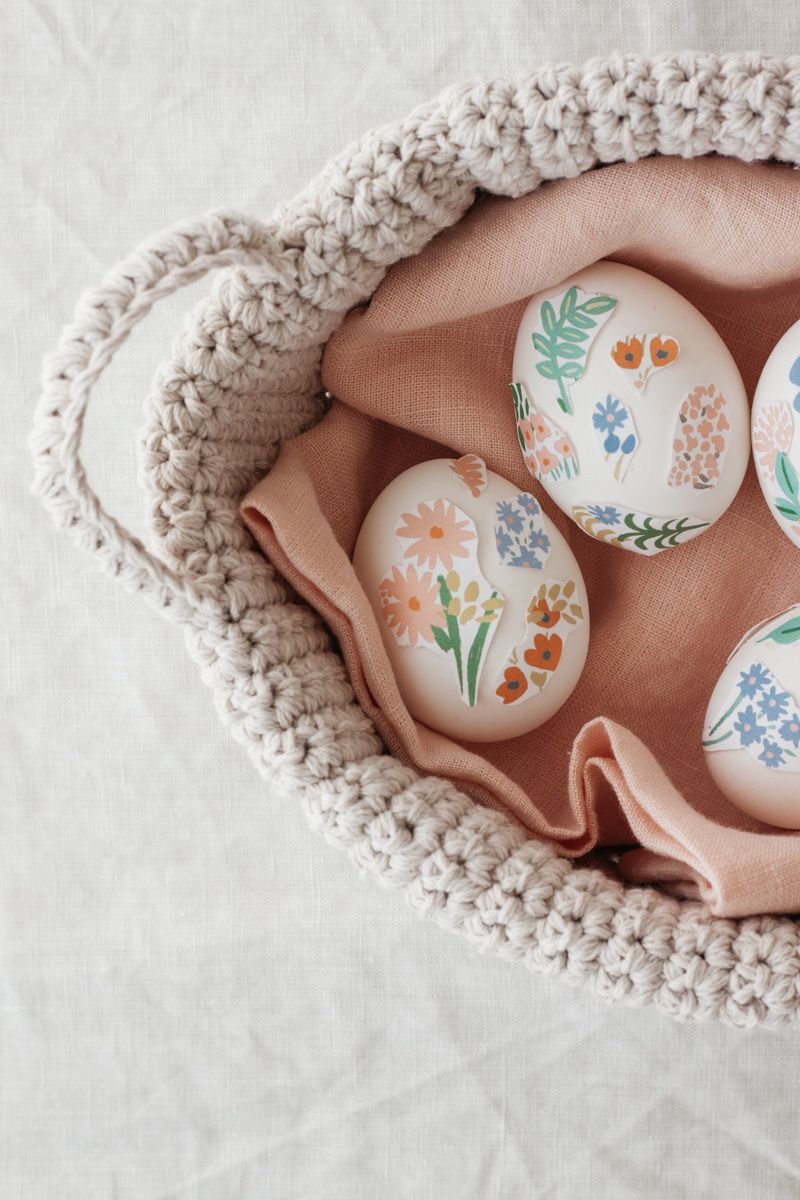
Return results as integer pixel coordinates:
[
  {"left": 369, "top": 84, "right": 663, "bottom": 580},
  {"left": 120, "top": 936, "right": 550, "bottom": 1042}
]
[
  {"left": 352, "top": 457, "right": 590, "bottom": 741},
  {"left": 512, "top": 261, "right": 749, "bottom": 554},
  {"left": 751, "top": 318, "right": 800, "bottom": 551},
  {"left": 703, "top": 606, "right": 800, "bottom": 829}
]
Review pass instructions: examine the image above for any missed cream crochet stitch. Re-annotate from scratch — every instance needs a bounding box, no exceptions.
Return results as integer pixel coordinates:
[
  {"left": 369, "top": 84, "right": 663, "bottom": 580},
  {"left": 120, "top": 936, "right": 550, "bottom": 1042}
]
[{"left": 30, "top": 53, "right": 800, "bottom": 1028}]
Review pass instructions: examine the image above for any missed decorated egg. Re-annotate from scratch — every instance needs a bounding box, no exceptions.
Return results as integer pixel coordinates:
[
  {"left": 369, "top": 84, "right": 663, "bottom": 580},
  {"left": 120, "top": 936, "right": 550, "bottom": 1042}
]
[
  {"left": 352, "top": 455, "right": 590, "bottom": 742},
  {"left": 511, "top": 261, "right": 749, "bottom": 554},
  {"left": 751, "top": 319, "right": 800, "bottom": 550},
  {"left": 702, "top": 606, "right": 800, "bottom": 828}
]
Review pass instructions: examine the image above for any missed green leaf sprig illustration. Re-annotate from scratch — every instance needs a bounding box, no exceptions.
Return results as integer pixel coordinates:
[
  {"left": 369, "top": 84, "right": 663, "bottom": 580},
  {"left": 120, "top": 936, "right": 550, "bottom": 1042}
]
[
  {"left": 432, "top": 571, "right": 504, "bottom": 706},
  {"left": 532, "top": 287, "right": 618, "bottom": 415},
  {"left": 758, "top": 611, "right": 800, "bottom": 645},
  {"left": 510, "top": 381, "right": 530, "bottom": 453},
  {"left": 615, "top": 513, "right": 709, "bottom": 553},
  {"left": 774, "top": 450, "right": 800, "bottom": 522},
  {"left": 571, "top": 506, "right": 709, "bottom": 554}
]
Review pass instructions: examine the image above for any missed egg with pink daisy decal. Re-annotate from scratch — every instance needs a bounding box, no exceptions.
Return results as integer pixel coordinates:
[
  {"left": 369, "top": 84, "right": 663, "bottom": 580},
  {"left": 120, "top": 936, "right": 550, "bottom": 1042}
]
[{"left": 352, "top": 456, "right": 590, "bottom": 741}]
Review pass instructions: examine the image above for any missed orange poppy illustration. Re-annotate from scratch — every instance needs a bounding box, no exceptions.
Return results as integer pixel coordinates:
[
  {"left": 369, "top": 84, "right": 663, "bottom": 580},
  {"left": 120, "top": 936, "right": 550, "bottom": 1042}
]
[
  {"left": 611, "top": 336, "right": 643, "bottom": 369},
  {"left": 649, "top": 336, "right": 679, "bottom": 367},
  {"left": 528, "top": 598, "right": 561, "bottom": 628},
  {"left": 523, "top": 632, "right": 563, "bottom": 672},
  {"left": 496, "top": 666, "right": 528, "bottom": 704}
]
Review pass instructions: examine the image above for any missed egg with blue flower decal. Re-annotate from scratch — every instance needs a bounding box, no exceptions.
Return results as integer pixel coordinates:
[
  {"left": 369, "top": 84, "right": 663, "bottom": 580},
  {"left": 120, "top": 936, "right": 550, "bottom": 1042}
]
[
  {"left": 352, "top": 456, "right": 590, "bottom": 741},
  {"left": 703, "top": 605, "right": 800, "bottom": 828},
  {"left": 752, "top": 318, "right": 800, "bottom": 550},
  {"left": 512, "top": 261, "right": 749, "bottom": 554}
]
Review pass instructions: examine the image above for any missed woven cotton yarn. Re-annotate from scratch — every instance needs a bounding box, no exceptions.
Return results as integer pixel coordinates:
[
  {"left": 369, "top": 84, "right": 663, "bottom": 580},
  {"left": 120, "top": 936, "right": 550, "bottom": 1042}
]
[{"left": 29, "top": 53, "right": 800, "bottom": 1027}]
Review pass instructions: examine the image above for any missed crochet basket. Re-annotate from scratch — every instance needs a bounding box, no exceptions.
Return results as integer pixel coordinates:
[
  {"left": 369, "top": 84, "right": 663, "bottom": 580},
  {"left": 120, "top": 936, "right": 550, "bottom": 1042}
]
[{"left": 30, "top": 52, "right": 800, "bottom": 1029}]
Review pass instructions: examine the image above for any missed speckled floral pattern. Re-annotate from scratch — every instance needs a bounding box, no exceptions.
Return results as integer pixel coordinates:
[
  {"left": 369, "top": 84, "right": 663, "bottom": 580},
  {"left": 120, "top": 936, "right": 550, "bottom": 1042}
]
[{"left": 668, "top": 383, "right": 730, "bottom": 490}]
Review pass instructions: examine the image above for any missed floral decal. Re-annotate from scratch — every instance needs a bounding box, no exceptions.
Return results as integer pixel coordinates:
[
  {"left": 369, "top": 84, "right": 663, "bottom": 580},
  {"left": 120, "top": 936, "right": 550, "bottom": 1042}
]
[
  {"left": 496, "top": 666, "right": 528, "bottom": 704},
  {"left": 495, "top": 579, "right": 584, "bottom": 705},
  {"left": 381, "top": 500, "right": 505, "bottom": 707},
  {"left": 528, "top": 579, "right": 584, "bottom": 629},
  {"left": 511, "top": 381, "right": 578, "bottom": 482},
  {"left": 610, "top": 335, "right": 643, "bottom": 371},
  {"left": 752, "top": 387, "right": 800, "bottom": 536},
  {"left": 449, "top": 453, "right": 487, "bottom": 497},
  {"left": 668, "top": 383, "right": 730, "bottom": 490},
  {"left": 530, "top": 286, "right": 617, "bottom": 414},
  {"left": 380, "top": 565, "right": 445, "bottom": 646},
  {"left": 494, "top": 493, "right": 551, "bottom": 569},
  {"left": 429, "top": 569, "right": 505, "bottom": 706},
  {"left": 396, "top": 499, "right": 476, "bottom": 570},
  {"left": 703, "top": 660, "right": 800, "bottom": 773},
  {"left": 610, "top": 332, "right": 680, "bottom": 391},
  {"left": 572, "top": 503, "right": 708, "bottom": 554},
  {"left": 591, "top": 394, "right": 639, "bottom": 481},
  {"left": 753, "top": 401, "right": 793, "bottom": 479}
]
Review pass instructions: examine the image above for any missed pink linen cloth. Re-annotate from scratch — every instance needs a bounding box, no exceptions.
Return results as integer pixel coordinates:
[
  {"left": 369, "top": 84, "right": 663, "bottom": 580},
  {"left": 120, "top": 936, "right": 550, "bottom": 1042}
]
[{"left": 241, "top": 155, "right": 800, "bottom": 917}]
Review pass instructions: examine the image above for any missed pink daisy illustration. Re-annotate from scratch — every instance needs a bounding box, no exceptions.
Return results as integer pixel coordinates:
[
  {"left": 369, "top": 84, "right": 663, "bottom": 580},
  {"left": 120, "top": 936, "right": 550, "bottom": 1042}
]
[
  {"left": 395, "top": 499, "right": 476, "bottom": 570},
  {"left": 378, "top": 565, "right": 444, "bottom": 646}
]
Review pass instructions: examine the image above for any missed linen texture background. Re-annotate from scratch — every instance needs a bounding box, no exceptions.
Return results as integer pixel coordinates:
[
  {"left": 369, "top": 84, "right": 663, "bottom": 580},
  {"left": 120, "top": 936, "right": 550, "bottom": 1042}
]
[{"left": 7, "top": 2, "right": 800, "bottom": 1196}]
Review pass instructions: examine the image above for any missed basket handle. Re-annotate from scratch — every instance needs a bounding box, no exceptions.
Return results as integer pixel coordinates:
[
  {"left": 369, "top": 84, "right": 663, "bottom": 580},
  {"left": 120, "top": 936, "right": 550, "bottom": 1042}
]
[{"left": 29, "top": 210, "right": 279, "bottom": 624}]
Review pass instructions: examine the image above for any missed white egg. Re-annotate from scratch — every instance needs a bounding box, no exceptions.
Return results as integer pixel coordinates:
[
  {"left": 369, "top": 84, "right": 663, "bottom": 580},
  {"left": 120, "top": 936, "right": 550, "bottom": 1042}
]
[
  {"left": 512, "top": 261, "right": 749, "bottom": 555},
  {"left": 751, "top": 318, "right": 800, "bottom": 551},
  {"left": 702, "top": 606, "right": 800, "bottom": 828},
  {"left": 352, "top": 456, "right": 590, "bottom": 741}
]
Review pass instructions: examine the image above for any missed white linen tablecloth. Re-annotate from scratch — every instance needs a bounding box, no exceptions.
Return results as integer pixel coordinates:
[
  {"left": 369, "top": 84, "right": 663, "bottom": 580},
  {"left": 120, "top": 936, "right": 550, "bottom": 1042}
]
[{"left": 5, "top": 2, "right": 800, "bottom": 1196}]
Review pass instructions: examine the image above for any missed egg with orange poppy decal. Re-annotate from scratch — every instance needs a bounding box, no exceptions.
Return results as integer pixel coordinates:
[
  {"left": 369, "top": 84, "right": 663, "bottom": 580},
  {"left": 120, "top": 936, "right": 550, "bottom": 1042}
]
[
  {"left": 352, "top": 457, "right": 590, "bottom": 741},
  {"left": 512, "top": 261, "right": 749, "bottom": 554}
]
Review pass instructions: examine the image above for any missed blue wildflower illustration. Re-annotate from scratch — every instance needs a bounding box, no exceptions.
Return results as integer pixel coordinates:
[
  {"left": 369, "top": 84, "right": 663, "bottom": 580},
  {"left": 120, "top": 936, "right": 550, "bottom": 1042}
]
[
  {"left": 593, "top": 394, "right": 639, "bottom": 481},
  {"left": 494, "top": 527, "right": 513, "bottom": 558},
  {"left": 733, "top": 705, "right": 766, "bottom": 747},
  {"left": 495, "top": 499, "right": 524, "bottom": 534},
  {"left": 516, "top": 493, "right": 541, "bottom": 517},
  {"left": 527, "top": 529, "right": 550, "bottom": 555},
  {"left": 779, "top": 714, "right": 800, "bottom": 747},
  {"left": 592, "top": 395, "right": 626, "bottom": 433},
  {"left": 737, "top": 663, "right": 771, "bottom": 698},
  {"left": 705, "top": 658, "right": 800, "bottom": 773},
  {"left": 758, "top": 739, "right": 786, "bottom": 769},
  {"left": 512, "top": 547, "right": 545, "bottom": 569},
  {"left": 494, "top": 496, "right": 552, "bottom": 571},
  {"left": 587, "top": 504, "right": 621, "bottom": 526},
  {"left": 757, "top": 686, "right": 791, "bottom": 721}
]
